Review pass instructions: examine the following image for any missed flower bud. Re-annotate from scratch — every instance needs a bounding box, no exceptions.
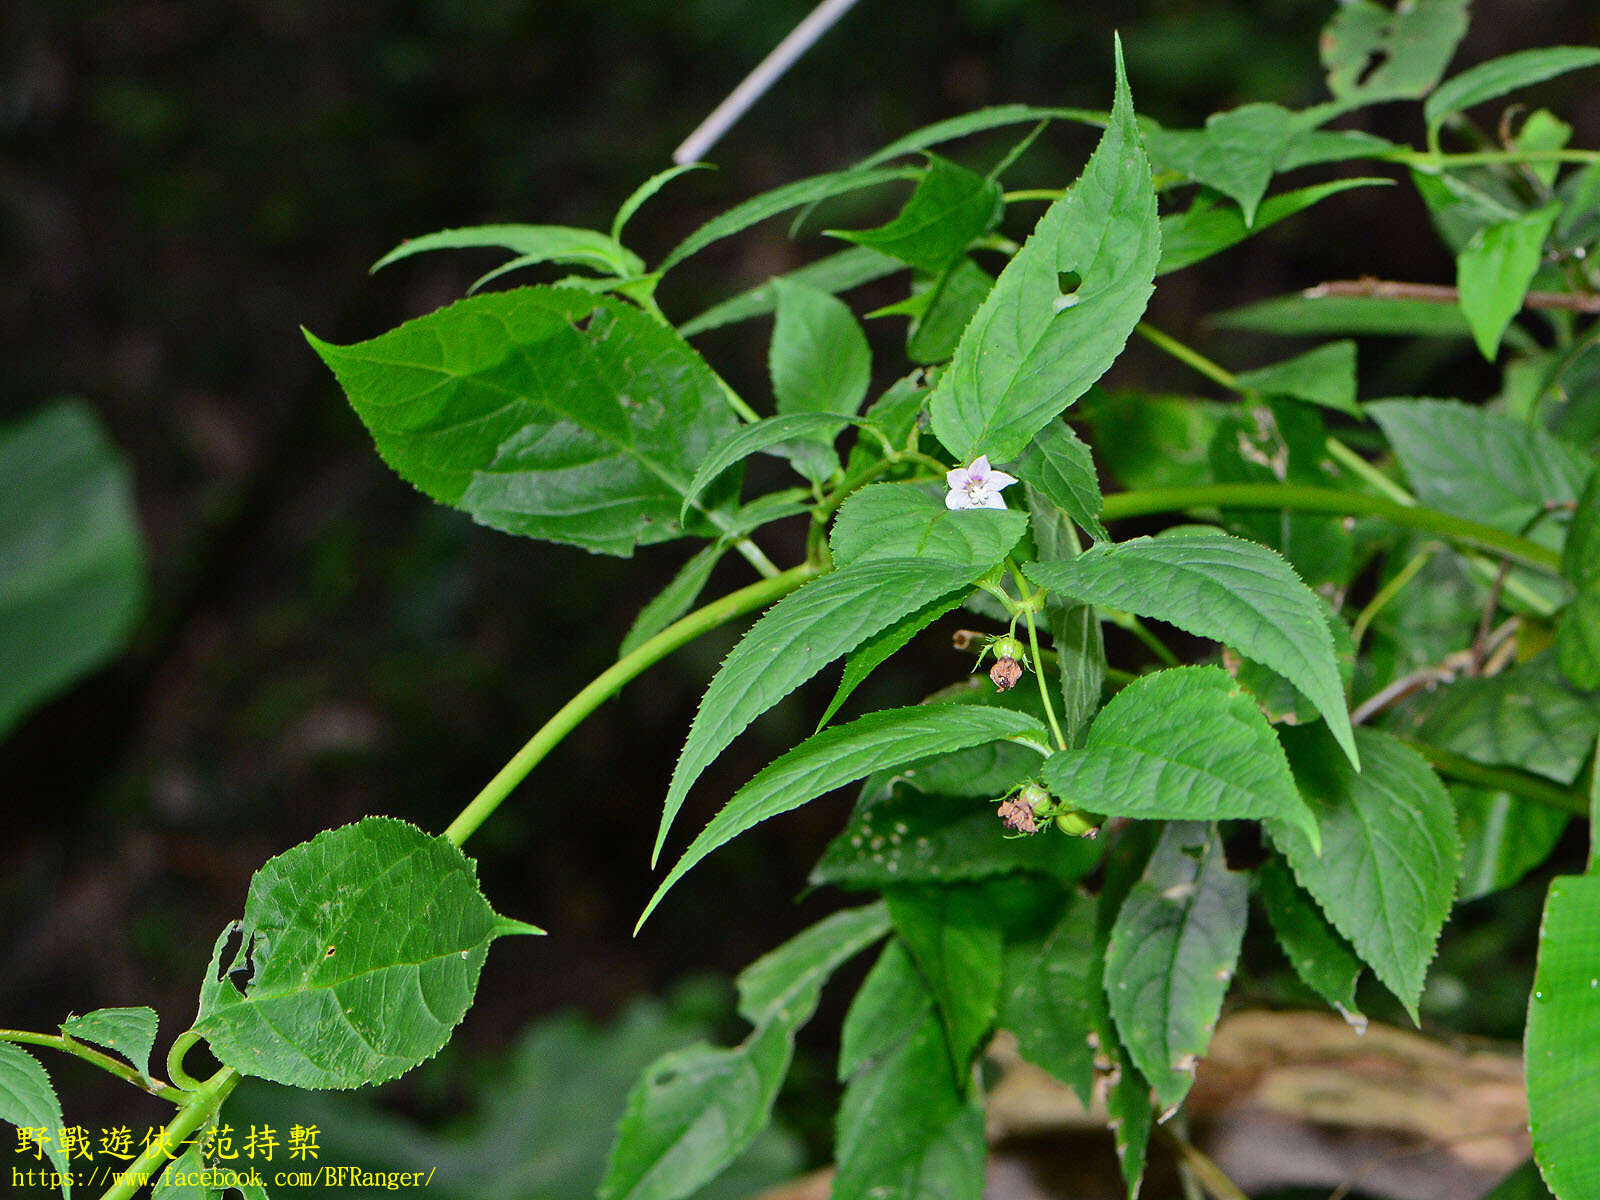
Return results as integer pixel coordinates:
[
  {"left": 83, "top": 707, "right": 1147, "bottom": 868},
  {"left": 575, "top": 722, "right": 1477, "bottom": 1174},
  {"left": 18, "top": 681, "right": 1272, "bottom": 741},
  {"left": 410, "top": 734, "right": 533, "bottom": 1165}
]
[{"left": 1053, "top": 809, "right": 1101, "bottom": 838}]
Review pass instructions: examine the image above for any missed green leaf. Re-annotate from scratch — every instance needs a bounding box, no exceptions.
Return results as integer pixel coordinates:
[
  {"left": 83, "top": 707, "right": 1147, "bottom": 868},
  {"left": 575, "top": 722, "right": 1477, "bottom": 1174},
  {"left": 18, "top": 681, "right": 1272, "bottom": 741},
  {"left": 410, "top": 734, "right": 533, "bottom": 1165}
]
[
  {"left": 677, "top": 247, "right": 903, "bottom": 338},
  {"left": 858, "top": 104, "right": 1103, "bottom": 171},
  {"left": 1234, "top": 341, "right": 1360, "bottom": 416},
  {"left": 886, "top": 884, "right": 1003, "bottom": 1074},
  {"left": 905, "top": 258, "right": 995, "bottom": 366},
  {"left": 1105, "top": 822, "right": 1245, "bottom": 1115},
  {"left": 678, "top": 412, "right": 854, "bottom": 521},
  {"left": 655, "top": 558, "right": 995, "bottom": 862},
  {"left": 1321, "top": 0, "right": 1470, "bottom": 101},
  {"left": 1025, "top": 531, "right": 1357, "bottom": 766},
  {"left": 1558, "top": 476, "right": 1600, "bottom": 689},
  {"left": 1426, "top": 47, "right": 1600, "bottom": 132},
  {"left": 371, "top": 224, "right": 642, "bottom": 278},
  {"left": 1455, "top": 786, "right": 1569, "bottom": 904},
  {"left": 1565, "top": 475, "right": 1600, "bottom": 587},
  {"left": 832, "top": 976, "right": 986, "bottom": 1200},
  {"left": 193, "top": 817, "right": 540, "bottom": 1090},
  {"left": 768, "top": 278, "right": 871, "bottom": 481},
  {"left": 1158, "top": 178, "right": 1392, "bottom": 275},
  {"left": 1001, "top": 893, "right": 1100, "bottom": 1106},
  {"left": 1483, "top": 1160, "right": 1556, "bottom": 1200},
  {"left": 643, "top": 704, "right": 1049, "bottom": 928},
  {"left": 1011, "top": 420, "right": 1107, "bottom": 542},
  {"left": 658, "top": 167, "right": 913, "bottom": 275},
  {"left": 620, "top": 543, "right": 727, "bottom": 658},
  {"left": 612, "top": 163, "right": 712, "bottom": 244},
  {"left": 1368, "top": 399, "right": 1593, "bottom": 537},
  {"left": 811, "top": 765, "right": 1102, "bottom": 890},
  {"left": 736, "top": 903, "right": 891, "bottom": 1028},
  {"left": 1410, "top": 654, "right": 1600, "bottom": 785},
  {"left": 597, "top": 1018, "right": 795, "bottom": 1200},
  {"left": 770, "top": 278, "right": 871, "bottom": 419},
  {"left": 0, "top": 401, "right": 146, "bottom": 740},
  {"left": 61, "top": 1007, "right": 159, "bottom": 1080},
  {"left": 830, "top": 483, "right": 1029, "bottom": 568},
  {"left": 816, "top": 591, "right": 968, "bottom": 729},
  {"left": 1266, "top": 727, "right": 1459, "bottom": 1021},
  {"left": 830, "top": 154, "right": 1001, "bottom": 272},
  {"left": 0, "top": 1042, "right": 71, "bottom": 1197},
  {"left": 839, "top": 940, "right": 931, "bottom": 1081},
  {"left": 152, "top": 1141, "right": 218, "bottom": 1199},
  {"left": 601, "top": 906, "right": 887, "bottom": 1200},
  {"left": 1457, "top": 204, "right": 1561, "bottom": 360},
  {"left": 308, "top": 287, "right": 743, "bottom": 557},
  {"left": 1080, "top": 390, "right": 1223, "bottom": 491},
  {"left": 1257, "top": 854, "right": 1364, "bottom": 1027},
  {"left": 1042, "top": 665, "right": 1318, "bottom": 844},
  {"left": 1216, "top": 293, "right": 1473, "bottom": 337},
  {"left": 1527, "top": 874, "right": 1600, "bottom": 1200},
  {"left": 928, "top": 39, "right": 1159, "bottom": 464},
  {"left": 1145, "top": 104, "right": 1312, "bottom": 227}
]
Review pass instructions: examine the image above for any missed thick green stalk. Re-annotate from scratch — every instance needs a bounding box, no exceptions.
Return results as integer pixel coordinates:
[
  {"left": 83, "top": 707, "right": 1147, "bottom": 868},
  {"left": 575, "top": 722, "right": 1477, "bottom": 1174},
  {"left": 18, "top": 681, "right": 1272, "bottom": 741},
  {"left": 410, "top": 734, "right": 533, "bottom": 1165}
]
[
  {"left": 97, "top": 1067, "right": 239, "bottom": 1200},
  {"left": 0, "top": 1031, "right": 175, "bottom": 1099},
  {"left": 443, "top": 562, "right": 816, "bottom": 846},
  {"left": 1101, "top": 483, "right": 1562, "bottom": 574}
]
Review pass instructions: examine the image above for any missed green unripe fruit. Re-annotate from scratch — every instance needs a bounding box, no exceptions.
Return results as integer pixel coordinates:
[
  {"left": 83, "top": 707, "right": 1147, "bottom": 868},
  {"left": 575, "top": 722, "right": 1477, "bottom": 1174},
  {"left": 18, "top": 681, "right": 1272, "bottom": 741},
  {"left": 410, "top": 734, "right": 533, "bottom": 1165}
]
[{"left": 1054, "top": 809, "right": 1101, "bottom": 838}]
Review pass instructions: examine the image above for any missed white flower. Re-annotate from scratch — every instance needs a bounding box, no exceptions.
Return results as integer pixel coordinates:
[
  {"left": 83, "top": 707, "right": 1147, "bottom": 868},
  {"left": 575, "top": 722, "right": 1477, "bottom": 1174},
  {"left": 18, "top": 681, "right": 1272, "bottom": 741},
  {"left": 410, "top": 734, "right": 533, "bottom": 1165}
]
[{"left": 945, "top": 455, "right": 1017, "bottom": 511}]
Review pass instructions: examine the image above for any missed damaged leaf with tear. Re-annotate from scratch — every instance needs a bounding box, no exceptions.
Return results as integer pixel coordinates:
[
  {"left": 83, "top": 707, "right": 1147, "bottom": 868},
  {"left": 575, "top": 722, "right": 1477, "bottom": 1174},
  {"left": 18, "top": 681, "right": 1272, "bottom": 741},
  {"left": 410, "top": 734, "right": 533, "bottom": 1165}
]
[{"left": 191, "top": 817, "right": 540, "bottom": 1090}]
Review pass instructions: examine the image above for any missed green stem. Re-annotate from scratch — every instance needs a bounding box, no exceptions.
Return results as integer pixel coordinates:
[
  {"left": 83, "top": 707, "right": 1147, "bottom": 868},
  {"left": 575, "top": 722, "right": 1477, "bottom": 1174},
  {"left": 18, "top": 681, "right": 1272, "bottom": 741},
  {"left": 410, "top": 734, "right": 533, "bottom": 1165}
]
[
  {"left": 1100, "top": 483, "right": 1562, "bottom": 574},
  {"left": 1403, "top": 740, "right": 1588, "bottom": 817},
  {"left": 728, "top": 536, "right": 782, "bottom": 579},
  {"left": 443, "top": 562, "right": 817, "bottom": 846},
  {"left": 1387, "top": 147, "right": 1600, "bottom": 169},
  {"left": 97, "top": 1067, "right": 239, "bottom": 1200},
  {"left": 1134, "top": 322, "right": 1238, "bottom": 390},
  {"left": 1007, "top": 559, "right": 1067, "bottom": 752},
  {"left": 0, "top": 1031, "right": 176, "bottom": 1100},
  {"left": 1002, "top": 188, "right": 1064, "bottom": 204},
  {"left": 1351, "top": 544, "right": 1437, "bottom": 649},
  {"left": 1324, "top": 436, "right": 1416, "bottom": 505}
]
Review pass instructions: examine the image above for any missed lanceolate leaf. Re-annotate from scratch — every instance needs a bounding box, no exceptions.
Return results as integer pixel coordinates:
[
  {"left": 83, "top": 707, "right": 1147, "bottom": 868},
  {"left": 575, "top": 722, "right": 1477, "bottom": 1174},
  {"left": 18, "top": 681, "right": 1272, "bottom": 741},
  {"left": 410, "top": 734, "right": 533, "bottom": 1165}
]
[
  {"left": 1041, "top": 667, "right": 1320, "bottom": 846},
  {"left": 928, "top": 39, "right": 1159, "bottom": 464},
  {"left": 61, "top": 1007, "right": 159, "bottom": 1081},
  {"left": 1369, "top": 399, "right": 1593, "bottom": 539},
  {"left": 736, "top": 904, "right": 891, "bottom": 1029},
  {"left": 833, "top": 962, "right": 986, "bottom": 1200},
  {"left": 679, "top": 412, "right": 856, "bottom": 521},
  {"left": 370, "top": 224, "right": 643, "bottom": 277},
  {"left": 1011, "top": 420, "right": 1108, "bottom": 542},
  {"left": 1257, "top": 855, "right": 1364, "bottom": 1027},
  {"left": 1024, "top": 531, "right": 1357, "bottom": 766},
  {"left": 829, "top": 483, "right": 1029, "bottom": 568},
  {"left": 0, "top": 401, "right": 147, "bottom": 740},
  {"left": 1001, "top": 892, "right": 1103, "bottom": 1107},
  {"left": 816, "top": 591, "right": 968, "bottom": 729},
  {"left": 1410, "top": 653, "right": 1600, "bottom": 785},
  {"left": 308, "top": 288, "right": 743, "bottom": 556},
  {"left": 655, "top": 558, "right": 994, "bottom": 864},
  {"left": 1104, "top": 822, "right": 1246, "bottom": 1114},
  {"left": 830, "top": 154, "right": 1002, "bottom": 272},
  {"left": 612, "top": 163, "right": 712, "bottom": 244},
  {"left": 1456, "top": 204, "right": 1560, "bottom": 360},
  {"left": 1216, "top": 293, "right": 1472, "bottom": 338},
  {"left": 1266, "top": 727, "right": 1459, "bottom": 1020},
  {"left": 193, "top": 818, "right": 540, "bottom": 1090},
  {"left": 1234, "top": 341, "right": 1361, "bottom": 416},
  {"left": 620, "top": 543, "right": 727, "bottom": 658},
  {"left": 678, "top": 247, "right": 903, "bottom": 338},
  {"left": 1527, "top": 874, "right": 1600, "bottom": 1200},
  {"left": 1455, "top": 786, "right": 1570, "bottom": 903},
  {"left": 600, "top": 907, "right": 889, "bottom": 1200},
  {"left": 1145, "top": 104, "right": 1336, "bottom": 227},
  {"left": 840, "top": 941, "right": 930, "bottom": 1082},
  {"left": 0, "top": 1042, "right": 71, "bottom": 1197},
  {"left": 858, "top": 104, "right": 1103, "bottom": 171},
  {"left": 642, "top": 704, "right": 1049, "bottom": 927},
  {"left": 886, "top": 884, "right": 1003, "bottom": 1075},
  {"left": 658, "top": 167, "right": 914, "bottom": 275},
  {"left": 1426, "top": 46, "right": 1600, "bottom": 133},
  {"left": 1158, "top": 178, "right": 1392, "bottom": 275}
]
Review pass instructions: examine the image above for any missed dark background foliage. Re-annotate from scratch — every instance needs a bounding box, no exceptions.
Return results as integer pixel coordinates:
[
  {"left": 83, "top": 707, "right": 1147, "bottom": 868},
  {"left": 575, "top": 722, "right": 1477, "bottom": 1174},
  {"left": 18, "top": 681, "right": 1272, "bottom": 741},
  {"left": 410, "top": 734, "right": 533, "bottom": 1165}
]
[{"left": 2, "top": 0, "right": 1596, "bottom": 1148}]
